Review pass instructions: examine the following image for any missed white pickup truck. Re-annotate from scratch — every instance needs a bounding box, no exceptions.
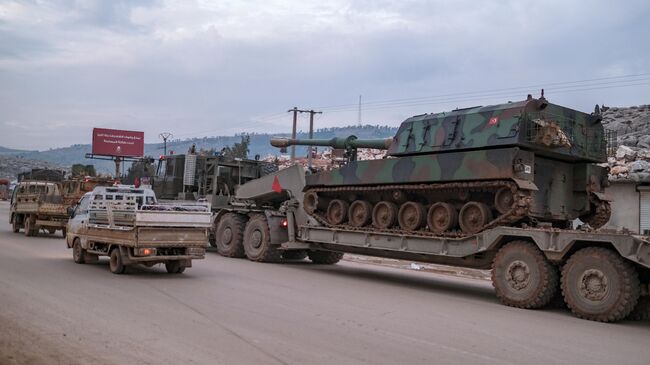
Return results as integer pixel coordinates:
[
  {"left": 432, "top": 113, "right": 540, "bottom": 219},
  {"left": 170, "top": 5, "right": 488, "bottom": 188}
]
[{"left": 66, "top": 186, "right": 212, "bottom": 274}]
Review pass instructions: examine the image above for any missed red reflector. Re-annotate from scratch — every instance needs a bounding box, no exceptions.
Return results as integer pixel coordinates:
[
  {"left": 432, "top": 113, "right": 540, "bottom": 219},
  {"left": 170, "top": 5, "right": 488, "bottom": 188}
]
[
  {"left": 281, "top": 220, "right": 288, "bottom": 227},
  {"left": 272, "top": 176, "right": 282, "bottom": 193}
]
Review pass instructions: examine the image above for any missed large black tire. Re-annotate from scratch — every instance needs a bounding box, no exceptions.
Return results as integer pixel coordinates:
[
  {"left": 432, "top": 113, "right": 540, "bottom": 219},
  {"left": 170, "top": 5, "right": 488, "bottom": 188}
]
[
  {"left": 243, "top": 215, "right": 281, "bottom": 262},
  {"left": 165, "top": 261, "right": 186, "bottom": 274},
  {"left": 215, "top": 213, "right": 247, "bottom": 258},
  {"left": 491, "top": 241, "right": 558, "bottom": 309},
  {"left": 72, "top": 238, "right": 86, "bottom": 264},
  {"left": 308, "top": 251, "right": 344, "bottom": 265},
  {"left": 109, "top": 248, "right": 126, "bottom": 275},
  {"left": 627, "top": 296, "right": 650, "bottom": 321},
  {"left": 561, "top": 247, "right": 640, "bottom": 322},
  {"left": 281, "top": 250, "right": 308, "bottom": 261}
]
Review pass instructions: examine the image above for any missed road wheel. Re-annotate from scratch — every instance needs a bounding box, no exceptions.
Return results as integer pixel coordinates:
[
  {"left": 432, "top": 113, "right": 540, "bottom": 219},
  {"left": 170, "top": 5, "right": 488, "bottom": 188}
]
[
  {"left": 308, "top": 251, "right": 344, "bottom": 265},
  {"left": 427, "top": 202, "right": 458, "bottom": 234},
  {"left": 561, "top": 247, "right": 640, "bottom": 322},
  {"left": 72, "top": 238, "right": 86, "bottom": 264},
  {"left": 459, "top": 201, "right": 492, "bottom": 234},
  {"left": 109, "top": 248, "right": 126, "bottom": 274},
  {"left": 492, "top": 241, "right": 558, "bottom": 309},
  {"left": 348, "top": 200, "right": 372, "bottom": 227},
  {"left": 165, "top": 260, "right": 185, "bottom": 274},
  {"left": 494, "top": 187, "right": 516, "bottom": 214},
  {"left": 398, "top": 201, "right": 426, "bottom": 231},
  {"left": 372, "top": 201, "right": 398, "bottom": 229},
  {"left": 326, "top": 199, "right": 349, "bottom": 225},
  {"left": 281, "top": 250, "right": 308, "bottom": 260},
  {"left": 215, "top": 213, "right": 247, "bottom": 258},
  {"left": 243, "top": 215, "right": 281, "bottom": 262}
]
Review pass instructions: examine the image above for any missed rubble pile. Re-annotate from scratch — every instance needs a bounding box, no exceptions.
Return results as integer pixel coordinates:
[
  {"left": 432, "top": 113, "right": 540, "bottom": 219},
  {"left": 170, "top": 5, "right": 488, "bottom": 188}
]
[
  {"left": 0, "top": 155, "right": 67, "bottom": 180},
  {"left": 601, "top": 104, "right": 650, "bottom": 181},
  {"left": 605, "top": 145, "right": 650, "bottom": 182}
]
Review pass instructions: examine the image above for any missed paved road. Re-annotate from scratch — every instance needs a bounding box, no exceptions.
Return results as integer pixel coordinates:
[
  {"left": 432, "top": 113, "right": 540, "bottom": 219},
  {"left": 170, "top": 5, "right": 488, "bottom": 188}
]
[{"left": 0, "top": 201, "right": 648, "bottom": 365}]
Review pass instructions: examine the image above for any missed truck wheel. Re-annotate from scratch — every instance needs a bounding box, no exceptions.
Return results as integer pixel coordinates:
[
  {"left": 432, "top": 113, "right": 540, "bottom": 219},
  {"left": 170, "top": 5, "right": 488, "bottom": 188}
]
[
  {"left": 492, "top": 240, "right": 558, "bottom": 309},
  {"left": 561, "top": 247, "right": 640, "bottom": 322},
  {"left": 24, "top": 217, "right": 35, "bottom": 237},
  {"left": 109, "top": 248, "right": 126, "bottom": 274},
  {"left": 72, "top": 238, "right": 86, "bottom": 264},
  {"left": 165, "top": 261, "right": 185, "bottom": 274},
  {"left": 12, "top": 218, "right": 20, "bottom": 233},
  {"left": 281, "top": 250, "right": 308, "bottom": 261},
  {"left": 627, "top": 296, "right": 650, "bottom": 321},
  {"left": 308, "top": 251, "right": 344, "bottom": 265},
  {"left": 215, "top": 213, "right": 247, "bottom": 258},
  {"left": 243, "top": 214, "right": 281, "bottom": 262}
]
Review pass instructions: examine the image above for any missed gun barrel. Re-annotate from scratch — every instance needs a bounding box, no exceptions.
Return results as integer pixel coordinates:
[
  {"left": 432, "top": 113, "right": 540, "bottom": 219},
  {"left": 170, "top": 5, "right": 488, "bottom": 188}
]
[{"left": 270, "top": 136, "right": 392, "bottom": 150}]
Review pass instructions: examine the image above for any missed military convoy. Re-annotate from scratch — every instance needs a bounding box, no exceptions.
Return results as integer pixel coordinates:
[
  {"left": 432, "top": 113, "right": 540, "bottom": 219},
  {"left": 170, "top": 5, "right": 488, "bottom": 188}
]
[{"left": 8, "top": 95, "right": 650, "bottom": 321}]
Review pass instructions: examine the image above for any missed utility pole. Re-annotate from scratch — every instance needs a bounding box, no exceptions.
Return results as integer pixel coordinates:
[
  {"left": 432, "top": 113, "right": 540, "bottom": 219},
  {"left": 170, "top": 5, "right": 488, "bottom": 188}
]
[
  {"left": 288, "top": 107, "right": 299, "bottom": 160},
  {"left": 306, "top": 110, "right": 322, "bottom": 170},
  {"left": 358, "top": 95, "right": 362, "bottom": 126},
  {"left": 159, "top": 132, "right": 173, "bottom": 155}
]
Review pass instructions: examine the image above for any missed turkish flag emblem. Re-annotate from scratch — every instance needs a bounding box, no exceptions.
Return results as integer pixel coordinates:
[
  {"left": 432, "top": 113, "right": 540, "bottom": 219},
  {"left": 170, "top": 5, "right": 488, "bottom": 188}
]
[
  {"left": 488, "top": 117, "right": 499, "bottom": 126},
  {"left": 272, "top": 176, "right": 282, "bottom": 193}
]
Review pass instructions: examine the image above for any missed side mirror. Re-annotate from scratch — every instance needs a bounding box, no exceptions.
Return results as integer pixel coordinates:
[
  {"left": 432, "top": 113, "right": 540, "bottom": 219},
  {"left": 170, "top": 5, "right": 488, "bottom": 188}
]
[{"left": 67, "top": 207, "right": 75, "bottom": 218}]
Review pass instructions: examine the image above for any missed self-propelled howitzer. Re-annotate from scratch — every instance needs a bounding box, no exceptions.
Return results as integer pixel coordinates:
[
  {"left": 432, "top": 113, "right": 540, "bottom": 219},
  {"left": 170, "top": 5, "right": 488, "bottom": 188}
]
[{"left": 274, "top": 94, "right": 613, "bottom": 236}]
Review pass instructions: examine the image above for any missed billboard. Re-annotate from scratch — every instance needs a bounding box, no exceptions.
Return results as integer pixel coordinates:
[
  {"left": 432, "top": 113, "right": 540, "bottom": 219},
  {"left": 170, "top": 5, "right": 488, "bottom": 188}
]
[{"left": 92, "top": 128, "right": 144, "bottom": 157}]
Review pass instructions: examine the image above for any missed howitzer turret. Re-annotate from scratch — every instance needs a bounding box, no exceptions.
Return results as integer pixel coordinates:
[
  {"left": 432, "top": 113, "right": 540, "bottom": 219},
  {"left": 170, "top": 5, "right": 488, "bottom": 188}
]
[{"left": 272, "top": 94, "right": 614, "bottom": 236}]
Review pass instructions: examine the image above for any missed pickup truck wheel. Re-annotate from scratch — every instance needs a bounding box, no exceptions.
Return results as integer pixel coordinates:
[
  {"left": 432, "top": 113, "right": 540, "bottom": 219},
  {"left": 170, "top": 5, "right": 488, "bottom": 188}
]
[
  {"left": 215, "top": 213, "right": 247, "bottom": 258},
  {"left": 492, "top": 241, "right": 558, "bottom": 309},
  {"left": 308, "top": 251, "right": 344, "bottom": 265},
  {"left": 72, "top": 238, "right": 86, "bottom": 264},
  {"left": 24, "top": 216, "right": 35, "bottom": 237},
  {"left": 561, "top": 247, "right": 640, "bottom": 322},
  {"left": 165, "top": 261, "right": 185, "bottom": 274},
  {"left": 109, "top": 248, "right": 126, "bottom": 274},
  {"left": 243, "top": 215, "right": 281, "bottom": 262}
]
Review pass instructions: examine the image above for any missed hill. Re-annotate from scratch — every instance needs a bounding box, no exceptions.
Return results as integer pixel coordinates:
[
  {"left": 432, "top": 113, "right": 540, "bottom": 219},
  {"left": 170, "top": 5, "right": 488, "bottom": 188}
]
[
  {"left": 0, "top": 146, "right": 35, "bottom": 155},
  {"left": 14, "top": 125, "right": 398, "bottom": 173}
]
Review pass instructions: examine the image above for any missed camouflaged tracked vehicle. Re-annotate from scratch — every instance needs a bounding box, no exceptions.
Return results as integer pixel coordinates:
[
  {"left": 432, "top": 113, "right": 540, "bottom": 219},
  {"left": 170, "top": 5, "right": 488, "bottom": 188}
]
[{"left": 271, "top": 94, "right": 614, "bottom": 236}]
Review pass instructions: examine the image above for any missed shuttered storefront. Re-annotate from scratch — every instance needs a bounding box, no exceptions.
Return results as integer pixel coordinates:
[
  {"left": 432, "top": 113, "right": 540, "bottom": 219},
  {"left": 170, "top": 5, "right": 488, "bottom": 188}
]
[{"left": 641, "top": 190, "right": 650, "bottom": 235}]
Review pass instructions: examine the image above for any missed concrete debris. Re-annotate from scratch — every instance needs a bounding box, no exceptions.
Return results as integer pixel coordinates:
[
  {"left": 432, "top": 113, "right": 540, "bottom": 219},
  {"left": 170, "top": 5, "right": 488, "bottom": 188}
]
[{"left": 602, "top": 104, "right": 650, "bottom": 182}]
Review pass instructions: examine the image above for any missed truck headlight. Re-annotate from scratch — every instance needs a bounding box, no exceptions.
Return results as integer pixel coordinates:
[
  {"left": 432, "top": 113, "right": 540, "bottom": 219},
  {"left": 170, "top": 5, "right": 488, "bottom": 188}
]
[
  {"left": 187, "top": 247, "right": 205, "bottom": 256},
  {"left": 134, "top": 248, "right": 157, "bottom": 256}
]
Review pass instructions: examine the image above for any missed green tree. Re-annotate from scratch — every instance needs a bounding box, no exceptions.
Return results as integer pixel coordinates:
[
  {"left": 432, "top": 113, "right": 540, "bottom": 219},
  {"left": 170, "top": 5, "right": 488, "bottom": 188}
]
[{"left": 222, "top": 135, "right": 250, "bottom": 159}]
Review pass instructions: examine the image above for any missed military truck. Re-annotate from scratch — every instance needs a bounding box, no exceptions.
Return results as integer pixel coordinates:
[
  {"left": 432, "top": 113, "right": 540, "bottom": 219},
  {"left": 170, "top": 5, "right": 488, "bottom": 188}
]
[
  {"left": 66, "top": 186, "right": 211, "bottom": 274},
  {"left": 211, "top": 96, "right": 649, "bottom": 322},
  {"left": 152, "top": 152, "right": 278, "bottom": 248},
  {"left": 10, "top": 173, "right": 114, "bottom": 237}
]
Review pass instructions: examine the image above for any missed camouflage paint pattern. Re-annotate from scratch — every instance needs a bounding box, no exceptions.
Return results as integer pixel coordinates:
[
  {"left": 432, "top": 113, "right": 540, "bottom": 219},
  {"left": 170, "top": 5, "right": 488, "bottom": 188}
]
[{"left": 388, "top": 96, "right": 607, "bottom": 163}]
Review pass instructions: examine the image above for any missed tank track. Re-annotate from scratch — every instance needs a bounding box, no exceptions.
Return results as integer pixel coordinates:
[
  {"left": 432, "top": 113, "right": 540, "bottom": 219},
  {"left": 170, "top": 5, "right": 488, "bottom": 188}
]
[{"left": 306, "top": 180, "right": 532, "bottom": 238}]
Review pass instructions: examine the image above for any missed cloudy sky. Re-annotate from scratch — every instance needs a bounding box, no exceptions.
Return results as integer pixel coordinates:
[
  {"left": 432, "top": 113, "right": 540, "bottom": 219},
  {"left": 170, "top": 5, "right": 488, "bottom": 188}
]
[{"left": 1, "top": 0, "right": 649, "bottom": 150}]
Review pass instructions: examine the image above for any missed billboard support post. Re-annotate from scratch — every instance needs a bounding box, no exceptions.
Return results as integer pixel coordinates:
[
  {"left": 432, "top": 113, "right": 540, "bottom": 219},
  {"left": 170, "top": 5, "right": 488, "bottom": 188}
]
[{"left": 88, "top": 128, "right": 145, "bottom": 180}]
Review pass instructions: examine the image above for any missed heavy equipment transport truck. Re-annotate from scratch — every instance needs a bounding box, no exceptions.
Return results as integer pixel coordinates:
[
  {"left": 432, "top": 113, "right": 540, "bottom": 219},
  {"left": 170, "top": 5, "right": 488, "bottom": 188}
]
[
  {"left": 217, "top": 164, "right": 650, "bottom": 322},
  {"left": 65, "top": 186, "right": 212, "bottom": 274}
]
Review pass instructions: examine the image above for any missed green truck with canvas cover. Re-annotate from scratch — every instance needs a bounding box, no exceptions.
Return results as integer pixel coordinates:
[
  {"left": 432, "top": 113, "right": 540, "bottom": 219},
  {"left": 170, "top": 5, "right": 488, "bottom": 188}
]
[{"left": 210, "top": 95, "right": 650, "bottom": 322}]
